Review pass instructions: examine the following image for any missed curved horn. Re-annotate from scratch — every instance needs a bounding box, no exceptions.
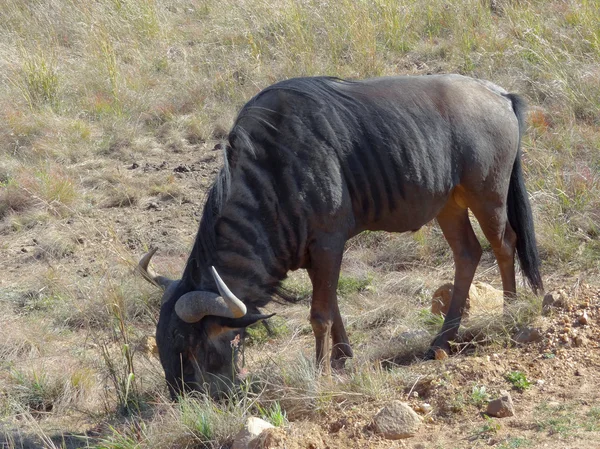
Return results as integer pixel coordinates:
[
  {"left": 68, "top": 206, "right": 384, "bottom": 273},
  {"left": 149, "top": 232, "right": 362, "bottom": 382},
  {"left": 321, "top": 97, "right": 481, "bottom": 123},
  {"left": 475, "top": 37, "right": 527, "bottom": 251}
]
[
  {"left": 210, "top": 266, "right": 247, "bottom": 318},
  {"left": 175, "top": 291, "right": 241, "bottom": 323},
  {"left": 136, "top": 248, "right": 174, "bottom": 290}
]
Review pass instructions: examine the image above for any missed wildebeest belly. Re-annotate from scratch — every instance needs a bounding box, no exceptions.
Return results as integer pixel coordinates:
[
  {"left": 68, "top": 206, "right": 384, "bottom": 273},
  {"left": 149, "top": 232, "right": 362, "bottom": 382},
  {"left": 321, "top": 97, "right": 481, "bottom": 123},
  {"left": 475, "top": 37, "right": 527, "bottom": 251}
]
[
  {"left": 339, "top": 126, "right": 456, "bottom": 234},
  {"left": 353, "top": 180, "right": 452, "bottom": 234},
  {"left": 362, "top": 190, "right": 450, "bottom": 233}
]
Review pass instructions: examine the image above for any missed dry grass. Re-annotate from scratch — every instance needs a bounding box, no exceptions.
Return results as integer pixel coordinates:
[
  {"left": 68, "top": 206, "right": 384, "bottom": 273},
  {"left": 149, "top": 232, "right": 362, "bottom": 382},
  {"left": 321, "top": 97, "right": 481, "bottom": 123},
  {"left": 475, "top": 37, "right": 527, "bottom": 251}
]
[{"left": 1, "top": 0, "right": 600, "bottom": 447}]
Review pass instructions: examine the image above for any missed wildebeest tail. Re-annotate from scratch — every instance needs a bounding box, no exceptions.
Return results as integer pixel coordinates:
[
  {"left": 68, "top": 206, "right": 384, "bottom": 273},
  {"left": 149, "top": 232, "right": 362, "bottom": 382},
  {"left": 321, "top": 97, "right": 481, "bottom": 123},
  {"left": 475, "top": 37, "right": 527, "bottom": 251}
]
[{"left": 506, "top": 93, "right": 544, "bottom": 294}]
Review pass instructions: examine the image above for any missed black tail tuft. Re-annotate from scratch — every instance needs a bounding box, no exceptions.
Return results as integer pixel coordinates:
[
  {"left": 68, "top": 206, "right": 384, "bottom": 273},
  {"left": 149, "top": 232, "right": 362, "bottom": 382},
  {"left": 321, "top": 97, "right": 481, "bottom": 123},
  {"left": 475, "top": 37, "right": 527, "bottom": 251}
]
[{"left": 506, "top": 94, "right": 544, "bottom": 294}]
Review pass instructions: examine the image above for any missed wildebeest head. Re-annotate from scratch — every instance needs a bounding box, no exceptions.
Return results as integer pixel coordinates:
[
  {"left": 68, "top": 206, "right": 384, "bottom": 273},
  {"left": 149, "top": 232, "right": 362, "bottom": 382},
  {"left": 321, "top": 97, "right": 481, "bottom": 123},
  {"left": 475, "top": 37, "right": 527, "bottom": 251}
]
[{"left": 137, "top": 249, "right": 271, "bottom": 399}]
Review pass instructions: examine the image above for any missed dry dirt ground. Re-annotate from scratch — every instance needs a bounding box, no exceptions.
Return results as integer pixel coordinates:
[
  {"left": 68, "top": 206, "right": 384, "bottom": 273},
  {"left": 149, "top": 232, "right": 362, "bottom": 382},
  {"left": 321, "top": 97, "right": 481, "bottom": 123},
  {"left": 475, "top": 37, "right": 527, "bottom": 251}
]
[{"left": 1, "top": 144, "right": 599, "bottom": 449}]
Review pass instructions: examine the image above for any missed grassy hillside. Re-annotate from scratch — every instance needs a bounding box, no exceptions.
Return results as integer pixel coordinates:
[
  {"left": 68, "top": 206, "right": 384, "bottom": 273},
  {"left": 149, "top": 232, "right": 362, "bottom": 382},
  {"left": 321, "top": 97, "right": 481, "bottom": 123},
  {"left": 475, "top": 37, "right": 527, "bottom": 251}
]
[{"left": 1, "top": 1, "right": 599, "bottom": 448}]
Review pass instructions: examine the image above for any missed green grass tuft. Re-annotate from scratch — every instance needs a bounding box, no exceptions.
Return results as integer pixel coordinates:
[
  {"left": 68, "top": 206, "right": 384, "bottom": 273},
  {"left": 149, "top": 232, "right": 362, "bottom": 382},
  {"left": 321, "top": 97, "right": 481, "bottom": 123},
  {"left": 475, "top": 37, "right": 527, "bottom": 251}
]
[{"left": 505, "top": 371, "right": 532, "bottom": 391}]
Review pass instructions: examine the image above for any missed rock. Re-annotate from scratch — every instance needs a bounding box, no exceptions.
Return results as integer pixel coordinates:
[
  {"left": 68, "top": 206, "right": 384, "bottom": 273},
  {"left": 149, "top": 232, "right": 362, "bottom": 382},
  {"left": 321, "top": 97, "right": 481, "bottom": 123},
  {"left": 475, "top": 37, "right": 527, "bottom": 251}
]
[
  {"left": 542, "top": 293, "right": 555, "bottom": 314},
  {"left": 431, "top": 281, "right": 503, "bottom": 318},
  {"left": 398, "top": 329, "right": 430, "bottom": 343},
  {"left": 137, "top": 336, "right": 158, "bottom": 356},
  {"left": 372, "top": 400, "right": 422, "bottom": 440},
  {"left": 255, "top": 427, "right": 287, "bottom": 449},
  {"left": 514, "top": 327, "right": 543, "bottom": 344},
  {"left": 543, "top": 290, "right": 569, "bottom": 314},
  {"left": 431, "top": 282, "right": 454, "bottom": 316},
  {"left": 578, "top": 311, "right": 589, "bottom": 326},
  {"left": 414, "top": 403, "right": 432, "bottom": 414},
  {"left": 232, "top": 417, "right": 275, "bottom": 449},
  {"left": 486, "top": 391, "right": 515, "bottom": 418},
  {"left": 573, "top": 335, "right": 587, "bottom": 347}
]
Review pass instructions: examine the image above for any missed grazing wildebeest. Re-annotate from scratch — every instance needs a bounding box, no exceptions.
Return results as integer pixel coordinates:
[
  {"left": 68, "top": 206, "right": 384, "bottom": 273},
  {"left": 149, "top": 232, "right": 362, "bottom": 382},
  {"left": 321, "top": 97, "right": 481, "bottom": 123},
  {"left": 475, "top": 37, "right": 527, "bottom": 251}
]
[{"left": 138, "top": 74, "right": 543, "bottom": 398}]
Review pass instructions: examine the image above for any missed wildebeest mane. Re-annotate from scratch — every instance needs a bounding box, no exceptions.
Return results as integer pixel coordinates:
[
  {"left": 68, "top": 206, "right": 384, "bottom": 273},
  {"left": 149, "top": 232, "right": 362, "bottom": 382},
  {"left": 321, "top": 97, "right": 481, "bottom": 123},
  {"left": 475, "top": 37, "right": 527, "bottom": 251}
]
[
  {"left": 182, "top": 148, "right": 231, "bottom": 288},
  {"left": 183, "top": 77, "right": 361, "bottom": 293},
  {"left": 233, "top": 76, "right": 361, "bottom": 134}
]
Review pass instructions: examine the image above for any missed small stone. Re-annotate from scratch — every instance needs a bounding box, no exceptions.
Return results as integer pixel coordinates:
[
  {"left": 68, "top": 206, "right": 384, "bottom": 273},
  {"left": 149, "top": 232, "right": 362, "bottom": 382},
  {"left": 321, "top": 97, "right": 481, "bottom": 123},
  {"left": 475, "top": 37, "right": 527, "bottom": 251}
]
[
  {"left": 420, "top": 403, "right": 432, "bottom": 414},
  {"left": 560, "top": 334, "right": 569, "bottom": 343},
  {"left": 434, "top": 349, "right": 448, "bottom": 360},
  {"left": 232, "top": 417, "right": 274, "bottom": 449},
  {"left": 573, "top": 335, "right": 587, "bottom": 347},
  {"left": 542, "top": 293, "right": 555, "bottom": 314},
  {"left": 514, "top": 327, "right": 542, "bottom": 344},
  {"left": 486, "top": 391, "right": 515, "bottom": 418},
  {"left": 578, "top": 311, "right": 589, "bottom": 326},
  {"left": 373, "top": 400, "right": 422, "bottom": 440}
]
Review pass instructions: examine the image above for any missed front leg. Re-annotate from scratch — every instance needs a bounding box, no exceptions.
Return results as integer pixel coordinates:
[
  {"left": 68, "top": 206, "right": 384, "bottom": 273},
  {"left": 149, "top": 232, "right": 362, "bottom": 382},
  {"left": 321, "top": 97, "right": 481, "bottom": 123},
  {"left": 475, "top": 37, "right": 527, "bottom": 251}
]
[{"left": 307, "top": 235, "right": 351, "bottom": 371}]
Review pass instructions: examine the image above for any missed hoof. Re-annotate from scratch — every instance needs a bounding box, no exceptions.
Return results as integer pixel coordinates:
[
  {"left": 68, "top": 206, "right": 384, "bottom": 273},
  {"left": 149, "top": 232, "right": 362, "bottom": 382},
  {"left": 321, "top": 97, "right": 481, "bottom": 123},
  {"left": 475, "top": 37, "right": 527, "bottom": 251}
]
[
  {"left": 331, "top": 357, "right": 350, "bottom": 372},
  {"left": 423, "top": 348, "right": 437, "bottom": 361},
  {"left": 331, "top": 344, "right": 353, "bottom": 371},
  {"left": 424, "top": 344, "right": 450, "bottom": 361}
]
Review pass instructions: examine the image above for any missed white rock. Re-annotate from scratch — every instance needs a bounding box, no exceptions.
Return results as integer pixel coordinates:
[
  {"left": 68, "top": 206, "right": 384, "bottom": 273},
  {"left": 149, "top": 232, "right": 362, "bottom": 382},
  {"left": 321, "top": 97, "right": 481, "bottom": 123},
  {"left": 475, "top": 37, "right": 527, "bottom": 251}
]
[
  {"left": 373, "top": 400, "right": 422, "bottom": 440},
  {"left": 232, "top": 417, "right": 274, "bottom": 449},
  {"left": 431, "top": 281, "right": 503, "bottom": 318}
]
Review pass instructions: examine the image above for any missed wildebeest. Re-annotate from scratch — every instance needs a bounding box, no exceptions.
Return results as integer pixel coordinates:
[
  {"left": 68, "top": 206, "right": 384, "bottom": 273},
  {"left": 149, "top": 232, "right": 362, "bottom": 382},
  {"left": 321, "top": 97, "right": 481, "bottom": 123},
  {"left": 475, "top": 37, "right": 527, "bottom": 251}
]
[{"left": 138, "top": 74, "right": 543, "bottom": 398}]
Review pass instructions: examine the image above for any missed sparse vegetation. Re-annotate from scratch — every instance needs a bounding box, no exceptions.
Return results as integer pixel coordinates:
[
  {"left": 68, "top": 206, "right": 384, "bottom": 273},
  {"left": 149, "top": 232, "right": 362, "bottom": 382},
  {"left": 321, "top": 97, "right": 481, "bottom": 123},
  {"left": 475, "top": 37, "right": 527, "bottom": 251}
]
[
  {"left": 1, "top": 0, "right": 600, "bottom": 447},
  {"left": 245, "top": 316, "right": 290, "bottom": 346},
  {"left": 472, "top": 415, "right": 502, "bottom": 440},
  {"left": 470, "top": 385, "right": 491, "bottom": 408},
  {"left": 505, "top": 371, "right": 532, "bottom": 391},
  {"left": 258, "top": 401, "right": 288, "bottom": 427},
  {"left": 497, "top": 437, "right": 531, "bottom": 449},
  {"left": 535, "top": 402, "right": 579, "bottom": 437}
]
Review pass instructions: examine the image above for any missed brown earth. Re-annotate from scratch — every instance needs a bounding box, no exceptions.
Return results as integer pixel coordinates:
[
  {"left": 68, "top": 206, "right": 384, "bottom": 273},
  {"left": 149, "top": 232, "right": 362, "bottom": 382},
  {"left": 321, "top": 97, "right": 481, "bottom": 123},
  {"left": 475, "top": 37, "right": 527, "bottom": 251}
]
[
  {"left": 1, "top": 144, "right": 599, "bottom": 449},
  {"left": 250, "top": 284, "right": 600, "bottom": 449}
]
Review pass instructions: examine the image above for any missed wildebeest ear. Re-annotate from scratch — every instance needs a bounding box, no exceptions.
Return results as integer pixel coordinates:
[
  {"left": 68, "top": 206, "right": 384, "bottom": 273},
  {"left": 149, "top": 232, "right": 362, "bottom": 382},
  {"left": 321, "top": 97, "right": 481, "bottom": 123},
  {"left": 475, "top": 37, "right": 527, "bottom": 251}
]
[{"left": 205, "top": 313, "right": 276, "bottom": 339}]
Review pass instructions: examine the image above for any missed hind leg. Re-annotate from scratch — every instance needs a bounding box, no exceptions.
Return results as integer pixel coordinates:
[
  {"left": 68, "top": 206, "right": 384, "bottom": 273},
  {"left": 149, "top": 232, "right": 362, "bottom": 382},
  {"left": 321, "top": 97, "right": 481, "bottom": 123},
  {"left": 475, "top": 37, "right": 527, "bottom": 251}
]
[
  {"left": 429, "top": 197, "right": 482, "bottom": 355},
  {"left": 470, "top": 201, "right": 517, "bottom": 301}
]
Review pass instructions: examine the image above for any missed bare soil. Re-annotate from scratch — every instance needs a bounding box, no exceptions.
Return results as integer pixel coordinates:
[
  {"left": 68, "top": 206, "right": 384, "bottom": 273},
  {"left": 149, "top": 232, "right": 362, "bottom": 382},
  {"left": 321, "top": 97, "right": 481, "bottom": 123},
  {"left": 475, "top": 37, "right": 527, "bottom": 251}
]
[{"left": 1, "top": 143, "right": 599, "bottom": 449}]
